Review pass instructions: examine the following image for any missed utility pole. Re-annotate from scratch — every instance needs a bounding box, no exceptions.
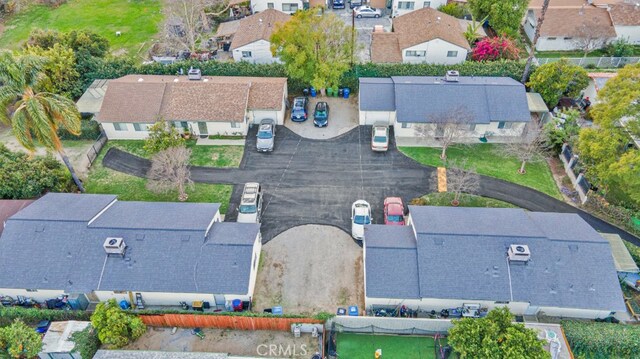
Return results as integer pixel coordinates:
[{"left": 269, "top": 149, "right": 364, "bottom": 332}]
[{"left": 521, "top": 0, "right": 550, "bottom": 83}]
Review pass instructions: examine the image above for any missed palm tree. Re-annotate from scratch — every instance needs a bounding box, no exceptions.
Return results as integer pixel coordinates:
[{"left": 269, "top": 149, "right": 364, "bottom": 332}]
[
  {"left": 0, "top": 50, "right": 85, "bottom": 192},
  {"left": 521, "top": 0, "right": 550, "bottom": 83}
]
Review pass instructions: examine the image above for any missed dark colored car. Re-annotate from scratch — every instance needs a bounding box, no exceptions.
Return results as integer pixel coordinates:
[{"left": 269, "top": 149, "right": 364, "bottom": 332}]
[
  {"left": 313, "top": 101, "right": 330, "bottom": 127},
  {"left": 290, "top": 97, "right": 309, "bottom": 122},
  {"left": 333, "top": 0, "right": 345, "bottom": 9},
  {"left": 349, "top": 0, "right": 362, "bottom": 9}
]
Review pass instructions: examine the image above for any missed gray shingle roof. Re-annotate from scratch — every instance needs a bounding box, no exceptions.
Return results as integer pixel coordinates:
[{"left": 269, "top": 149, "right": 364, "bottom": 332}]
[
  {"left": 359, "top": 76, "right": 531, "bottom": 124},
  {"left": 10, "top": 193, "right": 116, "bottom": 222},
  {"left": 0, "top": 194, "right": 259, "bottom": 295},
  {"left": 89, "top": 201, "right": 220, "bottom": 231},
  {"left": 359, "top": 78, "right": 396, "bottom": 111},
  {"left": 365, "top": 207, "right": 626, "bottom": 312}
]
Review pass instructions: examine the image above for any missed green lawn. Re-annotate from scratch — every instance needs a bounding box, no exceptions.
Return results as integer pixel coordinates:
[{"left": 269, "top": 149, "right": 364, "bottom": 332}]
[
  {"left": 415, "top": 193, "right": 517, "bottom": 208},
  {"left": 84, "top": 141, "right": 238, "bottom": 212},
  {"left": 106, "top": 140, "right": 244, "bottom": 167},
  {"left": 0, "top": 0, "right": 163, "bottom": 57},
  {"left": 400, "top": 144, "right": 562, "bottom": 199},
  {"left": 336, "top": 333, "right": 438, "bottom": 359}
]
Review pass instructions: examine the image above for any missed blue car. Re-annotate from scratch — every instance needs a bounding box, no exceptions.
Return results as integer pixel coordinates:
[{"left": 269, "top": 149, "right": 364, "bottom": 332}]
[
  {"left": 333, "top": 0, "right": 345, "bottom": 9},
  {"left": 313, "top": 101, "right": 329, "bottom": 127},
  {"left": 290, "top": 97, "right": 309, "bottom": 122}
]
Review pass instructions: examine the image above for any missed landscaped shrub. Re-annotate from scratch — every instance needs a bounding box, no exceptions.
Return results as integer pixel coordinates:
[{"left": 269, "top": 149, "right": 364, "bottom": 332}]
[
  {"left": 472, "top": 36, "right": 520, "bottom": 61},
  {"left": 57, "top": 119, "right": 101, "bottom": 140},
  {"left": 0, "top": 307, "right": 91, "bottom": 327},
  {"left": 562, "top": 321, "right": 640, "bottom": 358},
  {"left": 0, "top": 144, "right": 73, "bottom": 199},
  {"left": 70, "top": 327, "right": 101, "bottom": 359}
]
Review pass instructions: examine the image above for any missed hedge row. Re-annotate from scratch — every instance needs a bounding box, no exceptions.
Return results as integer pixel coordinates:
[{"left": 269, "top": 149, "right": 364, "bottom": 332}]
[
  {"left": 82, "top": 58, "right": 529, "bottom": 95},
  {"left": 0, "top": 307, "right": 91, "bottom": 327},
  {"left": 562, "top": 320, "right": 640, "bottom": 358}
]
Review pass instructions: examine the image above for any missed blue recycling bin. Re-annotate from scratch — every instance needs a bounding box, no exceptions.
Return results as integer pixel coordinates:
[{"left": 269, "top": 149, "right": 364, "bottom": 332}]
[
  {"left": 348, "top": 305, "right": 359, "bottom": 316},
  {"left": 272, "top": 306, "right": 283, "bottom": 315},
  {"left": 119, "top": 300, "right": 130, "bottom": 310},
  {"left": 343, "top": 88, "right": 350, "bottom": 99},
  {"left": 310, "top": 87, "right": 317, "bottom": 97}
]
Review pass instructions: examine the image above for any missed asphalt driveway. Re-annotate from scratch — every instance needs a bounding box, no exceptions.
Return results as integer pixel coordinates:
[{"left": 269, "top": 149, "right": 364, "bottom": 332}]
[{"left": 103, "top": 126, "right": 640, "bottom": 246}]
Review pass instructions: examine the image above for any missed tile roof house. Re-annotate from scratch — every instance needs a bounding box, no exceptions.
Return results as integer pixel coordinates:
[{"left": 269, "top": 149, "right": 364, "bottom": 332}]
[
  {"left": 372, "top": 8, "right": 472, "bottom": 65},
  {"left": 358, "top": 75, "right": 532, "bottom": 143},
  {"left": 224, "top": 9, "right": 290, "bottom": 64},
  {"left": 364, "top": 206, "right": 627, "bottom": 320},
  {"left": 96, "top": 75, "right": 287, "bottom": 140},
  {"left": 391, "top": 0, "right": 447, "bottom": 18},
  {"left": 0, "top": 193, "right": 262, "bottom": 308},
  {"left": 609, "top": 2, "right": 640, "bottom": 44},
  {"left": 524, "top": 5, "right": 617, "bottom": 51}
]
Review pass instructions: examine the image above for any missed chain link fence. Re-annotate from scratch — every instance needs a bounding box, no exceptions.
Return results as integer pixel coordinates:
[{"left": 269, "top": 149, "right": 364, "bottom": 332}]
[
  {"left": 87, "top": 133, "right": 107, "bottom": 166},
  {"left": 534, "top": 57, "right": 640, "bottom": 68}
]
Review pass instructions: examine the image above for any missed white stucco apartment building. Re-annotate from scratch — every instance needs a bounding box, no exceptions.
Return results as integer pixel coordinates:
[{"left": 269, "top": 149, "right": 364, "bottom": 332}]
[
  {"left": 391, "top": 0, "right": 446, "bottom": 18},
  {"left": 0, "top": 193, "right": 262, "bottom": 308},
  {"left": 371, "top": 8, "right": 471, "bottom": 65},
  {"left": 251, "top": 0, "right": 304, "bottom": 13},
  {"left": 95, "top": 74, "right": 287, "bottom": 140}
]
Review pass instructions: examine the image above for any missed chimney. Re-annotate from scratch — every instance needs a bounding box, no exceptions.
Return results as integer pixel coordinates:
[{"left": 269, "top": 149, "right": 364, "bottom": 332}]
[{"left": 444, "top": 70, "right": 459, "bottom": 82}]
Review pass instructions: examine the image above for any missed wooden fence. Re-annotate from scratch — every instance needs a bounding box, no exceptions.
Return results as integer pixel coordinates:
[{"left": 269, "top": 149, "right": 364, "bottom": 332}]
[{"left": 139, "top": 313, "right": 323, "bottom": 331}]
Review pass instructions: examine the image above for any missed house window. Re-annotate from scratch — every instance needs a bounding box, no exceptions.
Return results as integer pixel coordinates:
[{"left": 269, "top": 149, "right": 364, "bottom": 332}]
[
  {"left": 447, "top": 51, "right": 458, "bottom": 57},
  {"left": 563, "top": 37, "right": 572, "bottom": 40},
  {"left": 401, "top": 122, "right": 411, "bottom": 129},
  {"left": 406, "top": 50, "right": 426, "bottom": 57},
  {"left": 423, "top": 1, "right": 431, "bottom": 7},
  {"left": 497, "top": 121, "right": 513, "bottom": 129},
  {"left": 26, "top": 289, "right": 38, "bottom": 292},
  {"left": 397, "top": 1, "right": 414, "bottom": 9},
  {"left": 231, "top": 121, "right": 240, "bottom": 128},
  {"left": 133, "top": 123, "right": 148, "bottom": 131},
  {"left": 267, "top": 2, "right": 274, "bottom": 8},
  {"left": 113, "top": 290, "right": 127, "bottom": 294},
  {"left": 282, "top": 3, "right": 298, "bottom": 11},
  {"left": 528, "top": 20, "right": 534, "bottom": 29},
  {"left": 114, "top": 123, "right": 128, "bottom": 131},
  {"left": 242, "top": 51, "right": 252, "bottom": 58},
  {"left": 547, "top": 37, "right": 556, "bottom": 40}
]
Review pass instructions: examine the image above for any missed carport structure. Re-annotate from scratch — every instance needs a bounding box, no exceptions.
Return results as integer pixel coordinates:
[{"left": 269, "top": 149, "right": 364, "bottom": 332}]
[{"left": 103, "top": 126, "right": 640, "bottom": 245}]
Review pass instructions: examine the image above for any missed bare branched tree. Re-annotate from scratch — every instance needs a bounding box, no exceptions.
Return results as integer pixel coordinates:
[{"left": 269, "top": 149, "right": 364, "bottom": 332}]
[
  {"left": 573, "top": 18, "right": 608, "bottom": 58},
  {"left": 446, "top": 159, "right": 480, "bottom": 206},
  {"left": 414, "top": 107, "right": 474, "bottom": 160},
  {"left": 163, "top": 0, "right": 223, "bottom": 53},
  {"left": 146, "top": 146, "right": 194, "bottom": 201},
  {"left": 499, "top": 125, "right": 546, "bottom": 174}
]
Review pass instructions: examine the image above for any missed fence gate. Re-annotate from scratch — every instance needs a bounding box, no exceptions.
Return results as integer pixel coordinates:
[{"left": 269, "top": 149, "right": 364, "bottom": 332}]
[{"left": 87, "top": 134, "right": 107, "bottom": 166}]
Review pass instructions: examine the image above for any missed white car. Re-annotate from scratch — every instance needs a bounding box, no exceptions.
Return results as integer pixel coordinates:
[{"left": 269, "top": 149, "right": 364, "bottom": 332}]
[
  {"left": 351, "top": 200, "right": 371, "bottom": 240},
  {"left": 237, "top": 182, "right": 263, "bottom": 223},
  {"left": 371, "top": 124, "right": 389, "bottom": 152}
]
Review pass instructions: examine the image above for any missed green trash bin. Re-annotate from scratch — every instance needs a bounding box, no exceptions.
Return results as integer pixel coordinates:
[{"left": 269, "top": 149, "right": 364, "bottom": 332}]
[
  {"left": 327, "top": 88, "right": 333, "bottom": 96},
  {"left": 333, "top": 87, "right": 339, "bottom": 97}
]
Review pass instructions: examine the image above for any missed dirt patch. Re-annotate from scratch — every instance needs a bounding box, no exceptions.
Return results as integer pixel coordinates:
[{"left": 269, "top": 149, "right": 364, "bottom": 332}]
[
  {"left": 125, "top": 327, "right": 319, "bottom": 358},
  {"left": 547, "top": 157, "right": 578, "bottom": 205},
  {"left": 253, "top": 225, "right": 364, "bottom": 315}
]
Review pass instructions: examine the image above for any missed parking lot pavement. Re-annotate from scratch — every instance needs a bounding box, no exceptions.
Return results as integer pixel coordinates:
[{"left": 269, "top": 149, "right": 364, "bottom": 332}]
[
  {"left": 285, "top": 96, "right": 358, "bottom": 139},
  {"left": 329, "top": 8, "right": 392, "bottom": 62}
]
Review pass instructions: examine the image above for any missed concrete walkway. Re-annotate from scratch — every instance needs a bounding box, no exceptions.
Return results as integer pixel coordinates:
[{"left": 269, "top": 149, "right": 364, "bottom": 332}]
[{"left": 103, "top": 126, "right": 640, "bottom": 245}]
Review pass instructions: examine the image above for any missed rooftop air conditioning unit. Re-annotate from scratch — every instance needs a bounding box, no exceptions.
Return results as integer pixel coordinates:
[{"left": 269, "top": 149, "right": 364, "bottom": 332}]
[
  {"left": 104, "top": 237, "right": 126, "bottom": 256},
  {"left": 188, "top": 67, "right": 202, "bottom": 80},
  {"left": 445, "top": 70, "right": 459, "bottom": 82},
  {"left": 508, "top": 244, "right": 530, "bottom": 263}
]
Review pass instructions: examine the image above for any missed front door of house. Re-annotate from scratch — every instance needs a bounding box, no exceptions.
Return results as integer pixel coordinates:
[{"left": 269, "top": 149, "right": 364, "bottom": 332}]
[
  {"left": 214, "top": 295, "right": 226, "bottom": 309},
  {"left": 197, "top": 122, "right": 208, "bottom": 136}
]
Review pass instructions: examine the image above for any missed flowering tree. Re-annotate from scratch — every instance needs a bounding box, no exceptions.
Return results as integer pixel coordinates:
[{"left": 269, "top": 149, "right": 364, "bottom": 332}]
[{"left": 472, "top": 36, "right": 520, "bottom": 61}]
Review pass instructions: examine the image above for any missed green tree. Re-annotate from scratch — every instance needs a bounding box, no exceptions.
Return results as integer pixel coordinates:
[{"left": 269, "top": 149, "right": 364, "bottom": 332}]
[
  {"left": 71, "top": 326, "right": 101, "bottom": 359},
  {"left": 448, "top": 307, "right": 549, "bottom": 359},
  {"left": 91, "top": 299, "right": 147, "bottom": 348},
  {"left": 589, "top": 64, "right": 640, "bottom": 137},
  {"left": 467, "top": 0, "right": 528, "bottom": 37},
  {"left": 23, "top": 43, "right": 80, "bottom": 98},
  {"left": 0, "top": 319, "right": 43, "bottom": 358},
  {"left": 438, "top": 2, "right": 467, "bottom": 18},
  {"left": 0, "top": 51, "right": 85, "bottom": 192},
  {"left": 271, "top": 9, "right": 353, "bottom": 92},
  {"left": 605, "top": 38, "right": 635, "bottom": 57},
  {"left": 143, "top": 120, "right": 186, "bottom": 154},
  {"left": 543, "top": 108, "right": 580, "bottom": 153},
  {"left": 526, "top": 59, "right": 590, "bottom": 108}
]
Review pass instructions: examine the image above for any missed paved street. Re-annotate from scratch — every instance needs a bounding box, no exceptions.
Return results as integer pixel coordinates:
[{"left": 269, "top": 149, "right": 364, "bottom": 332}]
[{"left": 103, "top": 126, "right": 640, "bottom": 246}]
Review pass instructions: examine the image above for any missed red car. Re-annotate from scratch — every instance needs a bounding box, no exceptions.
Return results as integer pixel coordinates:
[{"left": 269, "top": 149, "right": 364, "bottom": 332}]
[{"left": 384, "top": 197, "right": 405, "bottom": 225}]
